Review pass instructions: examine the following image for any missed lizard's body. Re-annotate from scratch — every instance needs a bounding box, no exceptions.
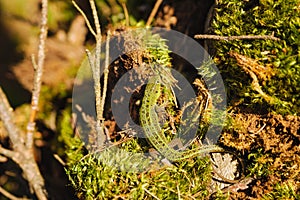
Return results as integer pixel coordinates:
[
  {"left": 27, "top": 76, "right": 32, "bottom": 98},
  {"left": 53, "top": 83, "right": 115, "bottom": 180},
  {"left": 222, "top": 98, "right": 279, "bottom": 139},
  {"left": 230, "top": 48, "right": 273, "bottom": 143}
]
[{"left": 139, "top": 72, "right": 224, "bottom": 162}]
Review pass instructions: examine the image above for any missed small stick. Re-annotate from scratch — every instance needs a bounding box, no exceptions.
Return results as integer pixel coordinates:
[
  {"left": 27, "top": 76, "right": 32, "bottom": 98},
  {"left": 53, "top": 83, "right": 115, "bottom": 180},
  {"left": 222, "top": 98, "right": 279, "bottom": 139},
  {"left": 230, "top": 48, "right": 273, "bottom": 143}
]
[
  {"left": 0, "top": 89, "right": 23, "bottom": 148},
  {"left": 100, "top": 31, "right": 111, "bottom": 123},
  {"left": 146, "top": 0, "right": 163, "bottom": 27},
  {"left": 53, "top": 154, "right": 66, "bottom": 166},
  {"left": 72, "top": 1, "right": 97, "bottom": 37},
  {"left": 121, "top": 2, "right": 130, "bottom": 26},
  {"left": 194, "top": 34, "right": 280, "bottom": 41}
]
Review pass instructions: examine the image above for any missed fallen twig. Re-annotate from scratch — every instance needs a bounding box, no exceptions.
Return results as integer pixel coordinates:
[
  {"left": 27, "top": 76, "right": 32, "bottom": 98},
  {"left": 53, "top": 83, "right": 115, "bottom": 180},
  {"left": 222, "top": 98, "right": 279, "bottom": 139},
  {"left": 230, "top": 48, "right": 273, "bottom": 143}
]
[{"left": 194, "top": 34, "right": 280, "bottom": 41}]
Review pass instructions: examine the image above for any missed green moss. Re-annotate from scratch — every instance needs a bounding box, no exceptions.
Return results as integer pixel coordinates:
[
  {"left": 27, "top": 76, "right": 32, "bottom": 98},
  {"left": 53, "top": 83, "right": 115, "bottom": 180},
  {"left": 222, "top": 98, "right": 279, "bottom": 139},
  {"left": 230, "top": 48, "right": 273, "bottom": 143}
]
[
  {"left": 212, "top": 0, "right": 300, "bottom": 115},
  {"left": 248, "top": 148, "right": 273, "bottom": 178},
  {"left": 262, "top": 182, "right": 300, "bottom": 200},
  {"left": 64, "top": 151, "right": 212, "bottom": 199},
  {"left": 59, "top": 105, "right": 214, "bottom": 199}
]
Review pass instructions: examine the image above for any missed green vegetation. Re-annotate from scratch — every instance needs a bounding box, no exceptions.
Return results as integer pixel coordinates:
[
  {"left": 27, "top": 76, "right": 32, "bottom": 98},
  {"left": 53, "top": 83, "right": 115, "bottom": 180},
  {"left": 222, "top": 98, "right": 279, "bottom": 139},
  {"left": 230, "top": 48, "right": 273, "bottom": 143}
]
[
  {"left": 60, "top": 0, "right": 299, "bottom": 198},
  {"left": 60, "top": 27, "right": 218, "bottom": 199},
  {"left": 1, "top": 0, "right": 298, "bottom": 199},
  {"left": 212, "top": 0, "right": 300, "bottom": 199},
  {"left": 212, "top": 0, "right": 300, "bottom": 115},
  {"left": 60, "top": 105, "right": 214, "bottom": 199},
  {"left": 262, "top": 182, "right": 300, "bottom": 200}
]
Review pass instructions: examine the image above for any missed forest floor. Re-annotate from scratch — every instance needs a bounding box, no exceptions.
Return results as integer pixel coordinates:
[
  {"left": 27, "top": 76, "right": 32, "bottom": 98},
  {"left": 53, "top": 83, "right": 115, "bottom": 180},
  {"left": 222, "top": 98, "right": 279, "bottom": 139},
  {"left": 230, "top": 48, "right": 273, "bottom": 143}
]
[{"left": 0, "top": 0, "right": 299, "bottom": 199}]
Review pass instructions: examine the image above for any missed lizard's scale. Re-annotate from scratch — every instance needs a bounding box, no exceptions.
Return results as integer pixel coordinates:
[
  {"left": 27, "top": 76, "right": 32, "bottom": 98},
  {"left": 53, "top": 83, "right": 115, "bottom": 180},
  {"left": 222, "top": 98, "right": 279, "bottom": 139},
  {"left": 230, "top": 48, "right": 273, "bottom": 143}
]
[{"left": 140, "top": 73, "right": 224, "bottom": 162}]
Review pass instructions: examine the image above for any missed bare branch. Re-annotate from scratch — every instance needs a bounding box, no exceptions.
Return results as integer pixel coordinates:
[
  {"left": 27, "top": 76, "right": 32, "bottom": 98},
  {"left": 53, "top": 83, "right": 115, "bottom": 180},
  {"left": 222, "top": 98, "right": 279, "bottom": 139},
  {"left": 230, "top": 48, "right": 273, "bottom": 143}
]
[
  {"left": 31, "top": 54, "right": 38, "bottom": 70},
  {"left": 88, "top": 0, "right": 102, "bottom": 126},
  {"left": 26, "top": 0, "right": 48, "bottom": 148},
  {"left": 89, "top": 0, "right": 101, "bottom": 36},
  {"left": 101, "top": 31, "right": 110, "bottom": 125},
  {"left": 142, "top": 186, "right": 161, "bottom": 200},
  {"left": 85, "top": 49, "right": 95, "bottom": 72},
  {"left": 0, "top": 0, "right": 49, "bottom": 199},
  {"left": 88, "top": 0, "right": 109, "bottom": 145},
  {"left": 74, "top": 0, "right": 111, "bottom": 147},
  {"left": 53, "top": 154, "right": 66, "bottom": 166},
  {"left": 146, "top": 0, "right": 163, "bottom": 27},
  {"left": 72, "top": 0, "right": 97, "bottom": 37},
  {"left": 0, "top": 88, "right": 25, "bottom": 149},
  {"left": 194, "top": 34, "right": 280, "bottom": 41},
  {"left": 0, "top": 88, "right": 47, "bottom": 200}
]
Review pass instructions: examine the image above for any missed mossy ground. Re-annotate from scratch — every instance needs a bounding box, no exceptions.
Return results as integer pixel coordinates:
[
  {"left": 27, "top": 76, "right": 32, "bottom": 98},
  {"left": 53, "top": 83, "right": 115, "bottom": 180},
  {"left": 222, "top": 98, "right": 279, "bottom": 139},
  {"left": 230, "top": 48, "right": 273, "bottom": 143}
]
[{"left": 0, "top": 0, "right": 299, "bottom": 199}]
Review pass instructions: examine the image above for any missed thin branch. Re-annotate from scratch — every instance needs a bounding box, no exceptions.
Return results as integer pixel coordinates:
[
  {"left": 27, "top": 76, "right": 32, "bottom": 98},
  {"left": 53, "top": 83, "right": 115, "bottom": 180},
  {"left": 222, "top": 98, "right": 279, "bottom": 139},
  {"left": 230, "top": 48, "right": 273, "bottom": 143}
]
[
  {"left": 0, "top": 145, "right": 18, "bottom": 160},
  {"left": 86, "top": 49, "right": 95, "bottom": 72},
  {"left": 176, "top": 184, "right": 181, "bottom": 199},
  {"left": 194, "top": 34, "right": 280, "bottom": 41},
  {"left": 146, "top": 0, "right": 163, "bottom": 27},
  {"left": 31, "top": 54, "right": 38, "bottom": 70},
  {"left": 100, "top": 31, "right": 110, "bottom": 124},
  {"left": 89, "top": 0, "right": 101, "bottom": 36},
  {"left": 90, "top": 0, "right": 105, "bottom": 146},
  {"left": 0, "top": 0, "right": 49, "bottom": 199},
  {"left": 53, "top": 154, "right": 66, "bottom": 166},
  {"left": 72, "top": 0, "right": 97, "bottom": 37},
  {"left": 88, "top": 0, "right": 102, "bottom": 125},
  {"left": 0, "top": 186, "right": 30, "bottom": 200},
  {"left": 254, "top": 123, "right": 266, "bottom": 134},
  {"left": 0, "top": 88, "right": 47, "bottom": 200},
  {"left": 93, "top": 48, "right": 102, "bottom": 124},
  {"left": 72, "top": 0, "right": 106, "bottom": 146},
  {"left": 74, "top": 1, "right": 110, "bottom": 146},
  {"left": 0, "top": 88, "right": 25, "bottom": 149},
  {"left": 121, "top": 2, "right": 130, "bottom": 26},
  {"left": 26, "top": 0, "right": 48, "bottom": 148}
]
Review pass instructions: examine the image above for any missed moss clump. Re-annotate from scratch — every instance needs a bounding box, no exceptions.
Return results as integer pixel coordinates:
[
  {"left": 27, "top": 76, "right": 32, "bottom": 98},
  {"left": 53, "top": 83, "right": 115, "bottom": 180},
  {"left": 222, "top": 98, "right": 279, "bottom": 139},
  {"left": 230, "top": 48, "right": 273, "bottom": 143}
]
[
  {"left": 212, "top": 0, "right": 300, "bottom": 115},
  {"left": 59, "top": 108, "right": 214, "bottom": 199}
]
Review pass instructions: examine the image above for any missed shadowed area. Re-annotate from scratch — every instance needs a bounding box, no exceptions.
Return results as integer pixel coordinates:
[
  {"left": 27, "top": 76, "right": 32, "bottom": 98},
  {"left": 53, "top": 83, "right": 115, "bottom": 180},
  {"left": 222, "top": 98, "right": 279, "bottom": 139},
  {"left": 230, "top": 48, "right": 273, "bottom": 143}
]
[{"left": 0, "top": 4, "right": 31, "bottom": 107}]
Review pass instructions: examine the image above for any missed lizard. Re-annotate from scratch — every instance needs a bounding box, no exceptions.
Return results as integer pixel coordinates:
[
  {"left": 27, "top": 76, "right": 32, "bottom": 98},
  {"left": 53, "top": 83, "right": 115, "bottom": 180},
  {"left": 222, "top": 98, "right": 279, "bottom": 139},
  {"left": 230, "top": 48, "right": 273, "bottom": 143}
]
[
  {"left": 139, "top": 69, "right": 224, "bottom": 162},
  {"left": 134, "top": 30, "right": 227, "bottom": 162}
]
